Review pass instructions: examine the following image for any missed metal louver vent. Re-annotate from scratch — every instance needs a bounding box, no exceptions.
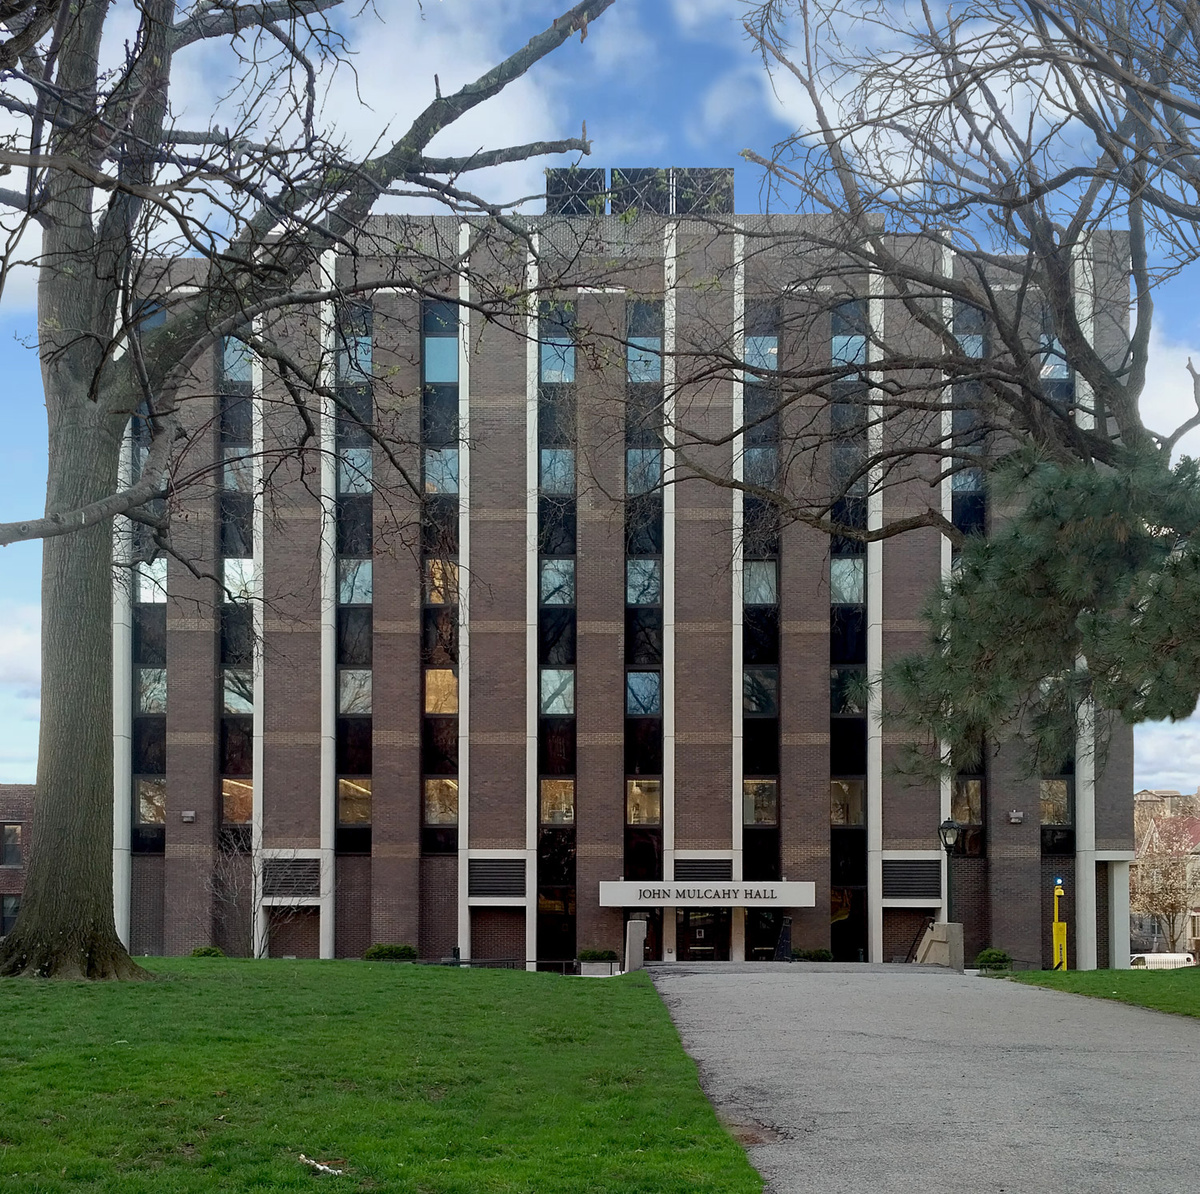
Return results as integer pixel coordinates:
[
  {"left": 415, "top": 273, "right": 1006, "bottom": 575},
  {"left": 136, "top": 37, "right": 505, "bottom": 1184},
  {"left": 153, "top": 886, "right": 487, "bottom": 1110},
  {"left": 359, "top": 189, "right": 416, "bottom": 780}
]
[
  {"left": 263, "top": 858, "right": 321, "bottom": 898},
  {"left": 674, "top": 859, "right": 734, "bottom": 882},
  {"left": 881, "top": 860, "right": 942, "bottom": 900},
  {"left": 468, "top": 858, "right": 526, "bottom": 898}
]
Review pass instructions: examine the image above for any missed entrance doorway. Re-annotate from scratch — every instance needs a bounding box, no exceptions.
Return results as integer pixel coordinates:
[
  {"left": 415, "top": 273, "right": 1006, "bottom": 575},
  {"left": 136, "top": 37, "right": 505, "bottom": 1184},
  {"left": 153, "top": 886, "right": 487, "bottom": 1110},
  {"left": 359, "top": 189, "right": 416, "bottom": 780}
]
[
  {"left": 831, "top": 887, "right": 867, "bottom": 961},
  {"left": 676, "top": 908, "right": 731, "bottom": 961}
]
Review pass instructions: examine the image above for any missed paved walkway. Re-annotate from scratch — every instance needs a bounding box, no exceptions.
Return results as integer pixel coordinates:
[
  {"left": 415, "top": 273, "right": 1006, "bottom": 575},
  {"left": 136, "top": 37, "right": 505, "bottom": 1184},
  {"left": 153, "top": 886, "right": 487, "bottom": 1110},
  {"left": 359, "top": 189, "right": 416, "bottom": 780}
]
[{"left": 651, "top": 963, "right": 1198, "bottom": 1193}]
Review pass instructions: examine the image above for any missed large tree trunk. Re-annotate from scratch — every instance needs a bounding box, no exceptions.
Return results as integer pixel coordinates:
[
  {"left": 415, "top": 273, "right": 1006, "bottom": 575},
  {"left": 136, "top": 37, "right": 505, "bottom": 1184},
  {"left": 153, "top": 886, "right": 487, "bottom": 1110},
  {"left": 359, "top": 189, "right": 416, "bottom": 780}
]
[{"left": 0, "top": 396, "right": 144, "bottom": 979}]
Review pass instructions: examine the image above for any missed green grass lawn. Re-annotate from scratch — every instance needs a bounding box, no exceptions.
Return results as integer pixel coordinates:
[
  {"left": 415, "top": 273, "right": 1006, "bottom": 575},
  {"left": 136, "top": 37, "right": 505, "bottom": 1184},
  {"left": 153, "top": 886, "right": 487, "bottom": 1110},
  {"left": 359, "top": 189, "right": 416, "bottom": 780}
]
[
  {"left": 1012, "top": 965, "right": 1200, "bottom": 1018},
  {"left": 0, "top": 960, "right": 761, "bottom": 1193}
]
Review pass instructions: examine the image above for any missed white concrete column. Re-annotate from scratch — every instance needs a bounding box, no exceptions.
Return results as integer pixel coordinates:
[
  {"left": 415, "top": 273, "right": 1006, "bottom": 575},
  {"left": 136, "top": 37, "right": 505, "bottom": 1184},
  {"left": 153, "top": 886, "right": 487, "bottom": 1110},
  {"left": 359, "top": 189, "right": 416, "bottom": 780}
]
[
  {"left": 1108, "top": 860, "right": 1131, "bottom": 969},
  {"left": 730, "top": 227, "right": 746, "bottom": 962},
  {"left": 937, "top": 244, "right": 954, "bottom": 924},
  {"left": 250, "top": 317, "right": 268, "bottom": 959},
  {"left": 112, "top": 431, "right": 134, "bottom": 947},
  {"left": 662, "top": 223, "right": 678, "bottom": 961},
  {"left": 866, "top": 274, "right": 885, "bottom": 963},
  {"left": 317, "top": 249, "right": 338, "bottom": 961},
  {"left": 456, "top": 222, "right": 473, "bottom": 958},
  {"left": 524, "top": 239, "right": 540, "bottom": 971}
]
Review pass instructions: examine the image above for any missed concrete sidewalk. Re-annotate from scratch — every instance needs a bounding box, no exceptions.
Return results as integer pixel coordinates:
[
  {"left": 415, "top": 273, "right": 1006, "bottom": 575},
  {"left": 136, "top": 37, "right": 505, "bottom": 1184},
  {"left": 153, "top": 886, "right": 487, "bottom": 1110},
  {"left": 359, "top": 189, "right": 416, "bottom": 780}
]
[{"left": 652, "top": 964, "right": 1198, "bottom": 1193}]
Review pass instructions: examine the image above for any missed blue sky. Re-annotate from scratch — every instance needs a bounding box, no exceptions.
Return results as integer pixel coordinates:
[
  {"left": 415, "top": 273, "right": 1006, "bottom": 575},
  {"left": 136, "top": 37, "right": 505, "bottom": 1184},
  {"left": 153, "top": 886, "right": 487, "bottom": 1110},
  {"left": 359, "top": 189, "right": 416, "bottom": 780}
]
[{"left": 2, "top": 0, "right": 1199, "bottom": 790}]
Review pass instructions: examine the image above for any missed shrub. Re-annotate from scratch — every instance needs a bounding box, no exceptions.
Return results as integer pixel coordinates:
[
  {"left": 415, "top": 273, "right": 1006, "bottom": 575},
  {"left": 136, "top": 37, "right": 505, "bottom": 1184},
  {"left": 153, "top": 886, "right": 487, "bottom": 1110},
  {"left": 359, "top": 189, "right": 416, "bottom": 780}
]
[
  {"left": 578, "top": 949, "right": 619, "bottom": 963},
  {"left": 190, "top": 946, "right": 225, "bottom": 958},
  {"left": 974, "top": 947, "right": 1012, "bottom": 971},
  {"left": 793, "top": 948, "right": 834, "bottom": 962},
  {"left": 364, "top": 943, "right": 418, "bottom": 962}
]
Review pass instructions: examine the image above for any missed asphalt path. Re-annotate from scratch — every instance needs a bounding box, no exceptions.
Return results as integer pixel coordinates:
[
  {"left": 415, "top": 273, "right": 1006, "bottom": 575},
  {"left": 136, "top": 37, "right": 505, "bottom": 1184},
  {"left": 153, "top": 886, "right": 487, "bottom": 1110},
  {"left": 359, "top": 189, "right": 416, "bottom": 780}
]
[{"left": 651, "top": 963, "right": 1198, "bottom": 1193}]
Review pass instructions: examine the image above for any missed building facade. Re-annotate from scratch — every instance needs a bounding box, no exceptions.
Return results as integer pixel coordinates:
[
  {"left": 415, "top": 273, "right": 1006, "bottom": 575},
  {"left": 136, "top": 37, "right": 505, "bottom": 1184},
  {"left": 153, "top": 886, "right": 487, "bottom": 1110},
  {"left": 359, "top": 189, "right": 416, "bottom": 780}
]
[
  {"left": 0, "top": 784, "right": 33, "bottom": 938},
  {"left": 112, "top": 178, "right": 1135, "bottom": 968}
]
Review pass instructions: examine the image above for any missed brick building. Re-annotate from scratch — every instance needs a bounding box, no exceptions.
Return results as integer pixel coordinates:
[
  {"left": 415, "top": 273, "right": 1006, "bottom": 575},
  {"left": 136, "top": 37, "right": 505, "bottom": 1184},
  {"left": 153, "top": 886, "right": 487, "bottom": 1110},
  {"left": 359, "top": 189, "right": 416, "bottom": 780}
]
[
  {"left": 113, "top": 172, "right": 1134, "bottom": 967},
  {"left": 0, "top": 784, "right": 33, "bottom": 938}
]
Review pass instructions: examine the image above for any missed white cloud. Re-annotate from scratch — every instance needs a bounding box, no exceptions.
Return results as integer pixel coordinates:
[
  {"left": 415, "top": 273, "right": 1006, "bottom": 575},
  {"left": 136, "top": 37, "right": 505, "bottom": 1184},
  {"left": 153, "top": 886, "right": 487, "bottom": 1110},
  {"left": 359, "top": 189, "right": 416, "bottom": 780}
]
[
  {"left": 1135, "top": 714, "right": 1200, "bottom": 793},
  {"left": 671, "top": 0, "right": 741, "bottom": 36},
  {"left": 0, "top": 604, "right": 40, "bottom": 784},
  {"left": 1138, "top": 325, "right": 1200, "bottom": 462},
  {"left": 688, "top": 67, "right": 764, "bottom": 148}
]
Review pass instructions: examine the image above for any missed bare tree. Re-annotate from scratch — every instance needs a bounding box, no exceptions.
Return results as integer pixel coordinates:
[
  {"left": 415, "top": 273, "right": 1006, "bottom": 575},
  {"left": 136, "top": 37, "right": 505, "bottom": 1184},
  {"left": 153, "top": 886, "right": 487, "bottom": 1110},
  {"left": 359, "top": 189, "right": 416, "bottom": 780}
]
[
  {"left": 0, "top": 0, "right": 615, "bottom": 979},
  {"left": 658, "top": 0, "right": 1200, "bottom": 771},
  {"left": 1132, "top": 807, "right": 1200, "bottom": 952}
]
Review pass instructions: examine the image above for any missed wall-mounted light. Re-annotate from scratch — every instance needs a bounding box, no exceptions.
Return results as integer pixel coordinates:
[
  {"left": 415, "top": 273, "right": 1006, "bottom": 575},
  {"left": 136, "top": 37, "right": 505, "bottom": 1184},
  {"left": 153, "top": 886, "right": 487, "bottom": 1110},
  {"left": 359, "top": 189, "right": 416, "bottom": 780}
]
[
  {"left": 181, "top": 810, "right": 196, "bottom": 823},
  {"left": 1008, "top": 810, "right": 1024, "bottom": 824}
]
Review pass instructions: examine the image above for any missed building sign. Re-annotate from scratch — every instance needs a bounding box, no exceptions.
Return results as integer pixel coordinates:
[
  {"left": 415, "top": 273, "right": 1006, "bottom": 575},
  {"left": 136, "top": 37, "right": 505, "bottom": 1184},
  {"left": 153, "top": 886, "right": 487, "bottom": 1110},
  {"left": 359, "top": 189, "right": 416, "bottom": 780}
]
[{"left": 598, "top": 881, "right": 815, "bottom": 908}]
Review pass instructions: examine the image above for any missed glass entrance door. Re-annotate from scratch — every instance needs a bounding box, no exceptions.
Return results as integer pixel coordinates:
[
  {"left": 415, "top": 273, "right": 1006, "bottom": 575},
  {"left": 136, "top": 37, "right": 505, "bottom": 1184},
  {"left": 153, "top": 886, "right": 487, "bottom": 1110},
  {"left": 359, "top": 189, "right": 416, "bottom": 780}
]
[{"left": 676, "top": 908, "right": 731, "bottom": 961}]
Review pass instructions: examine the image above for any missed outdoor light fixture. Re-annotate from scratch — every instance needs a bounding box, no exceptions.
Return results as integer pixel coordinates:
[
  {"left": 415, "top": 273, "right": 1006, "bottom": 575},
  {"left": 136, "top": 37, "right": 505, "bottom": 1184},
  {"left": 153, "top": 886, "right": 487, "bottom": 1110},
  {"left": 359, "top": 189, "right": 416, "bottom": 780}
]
[{"left": 938, "top": 818, "right": 963, "bottom": 853}]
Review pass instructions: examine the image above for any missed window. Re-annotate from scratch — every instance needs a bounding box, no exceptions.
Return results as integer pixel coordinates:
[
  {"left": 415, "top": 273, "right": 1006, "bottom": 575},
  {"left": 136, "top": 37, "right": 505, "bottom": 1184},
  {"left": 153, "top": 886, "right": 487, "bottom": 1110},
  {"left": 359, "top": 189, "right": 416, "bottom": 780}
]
[
  {"left": 830, "top": 557, "right": 865, "bottom": 605},
  {"left": 223, "top": 557, "right": 256, "bottom": 602},
  {"left": 424, "top": 558, "right": 458, "bottom": 605},
  {"left": 832, "top": 300, "right": 868, "bottom": 367},
  {"left": 743, "top": 446, "right": 778, "bottom": 487},
  {"left": 743, "top": 779, "right": 779, "bottom": 826},
  {"left": 222, "top": 447, "right": 253, "bottom": 492},
  {"left": 1, "top": 894, "right": 18, "bottom": 936},
  {"left": 337, "top": 777, "right": 372, "bottom": 824},
  {"left": 336, "top": 307, "right": 372, "bottom": 383},
  {"left": 424, "top": 668, "right": 459, "bottom": 715},
  {"left": 1040, "top": 779, "right": 1073, "bottom": 825},
  {"left": 137, "top": 668, "right": 167, "bottom": 714},
  {"left": 830, "top": 667, "right": 864, "bottom": 716},
  {"left": 423, "top": 777, "right": 459, "bottom": 825},
  {"left": 221, "top": 778, "right": 253, "bottom": 825},
  {"left": 339, "top": 559, "right": 374, "bottom": 605},
  {"left": 743, "top": 668, "right": 779, "bottom": 717},
  {"left": 220, "top": 393, "right": 251, "bottom": 442},
  {"left": 1040, "top": 335, "right": 1071, "bottom": 381},
  {"left": 625, "top": 558, "right": 662, "bottom": 606},
  {"left": 137, "top": 558, "right": 167, "bottom": 603},
  {"left": 541, "top": 339, "right": 575, "bottom": 384},
  {"left": 626, "top": 670, "right": 661, "bottom": 715},
  {"left": 627, "top": 338, "right": 662, "bottom": 383},
  {"left": 136, "top": 777, "right": 167, "bottom": 824},
  {"left": 222, "top": 336, "right": 253, "bottom": 383},
  {"left": 626, "top": 448, "right": 662, "bottom": 495},
  {"left": 743, "top": 560, "right": 778, "bottom": 606},
  {"left": 539, "top": 558, "right": 576, "bottom": 607},
  {"left": 952, "top": 777, "right": 984, "bottom": 825},
  {"left": 626, "top": 778, "right": 662, "bottom": 825},
  {"left": 423, "top": 335, "right": 459, "bottom": 384},
  {"left": 831, "top": 779, "right": 866, "bottom": 826},
  {"left": 540, "top": 668, "right": 575, "bottom": 716},
  {"left": 424, "top": 448, "right": 459, "bottom": 494},
  {"left": 338, "top": 447, "right": 373, "bottom": 494},
  {"left": 745, "top": 335, "right": 778, "bottom": 374},
  {"left": 339, "top": 669, "right": 373, "bottom": 715},
  {"left": 540, "top": 778, "right": 575, "bottom": 825},
  {"left": 221, "top": 668, "right": 253, "bottom": 714},
  {"left": 1, "top": 824, "right": 21, "bottom": 867},
  {"left": 539, "top": 448, "right": 575, "bottom": 495}
]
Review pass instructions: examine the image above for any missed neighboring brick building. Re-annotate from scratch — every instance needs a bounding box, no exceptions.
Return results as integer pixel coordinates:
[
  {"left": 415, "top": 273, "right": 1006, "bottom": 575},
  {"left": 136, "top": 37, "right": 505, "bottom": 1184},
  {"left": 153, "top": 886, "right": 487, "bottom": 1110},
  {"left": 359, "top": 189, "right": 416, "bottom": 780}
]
[
  {"left": 112, "top": 172, "right": 1134, "bottom": 967},
  {"left": 0, "top": 784, "right": 33, "bottom": 938}
]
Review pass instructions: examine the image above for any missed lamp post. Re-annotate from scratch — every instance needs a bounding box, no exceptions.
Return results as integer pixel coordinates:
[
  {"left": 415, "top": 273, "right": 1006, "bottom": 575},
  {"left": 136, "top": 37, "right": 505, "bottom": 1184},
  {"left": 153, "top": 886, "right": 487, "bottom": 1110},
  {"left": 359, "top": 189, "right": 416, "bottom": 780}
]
[{"left": 938, "top": 818, "right": 963, "bottom": 925}]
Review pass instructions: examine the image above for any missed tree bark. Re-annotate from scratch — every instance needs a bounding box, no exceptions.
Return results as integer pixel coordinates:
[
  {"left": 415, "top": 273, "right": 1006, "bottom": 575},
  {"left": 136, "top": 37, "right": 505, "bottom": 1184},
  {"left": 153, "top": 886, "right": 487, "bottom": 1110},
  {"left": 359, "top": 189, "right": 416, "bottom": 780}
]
[{"left": 0, "top": 394, "right": 144, "bottom": 979}]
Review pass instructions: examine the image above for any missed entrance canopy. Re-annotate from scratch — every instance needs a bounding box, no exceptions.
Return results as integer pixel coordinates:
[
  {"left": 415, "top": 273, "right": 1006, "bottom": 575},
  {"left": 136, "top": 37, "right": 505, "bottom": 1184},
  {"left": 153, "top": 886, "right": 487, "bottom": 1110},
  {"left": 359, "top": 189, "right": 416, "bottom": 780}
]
[{"left": 599, "top": 881, "right": 815, "bottom": 908}]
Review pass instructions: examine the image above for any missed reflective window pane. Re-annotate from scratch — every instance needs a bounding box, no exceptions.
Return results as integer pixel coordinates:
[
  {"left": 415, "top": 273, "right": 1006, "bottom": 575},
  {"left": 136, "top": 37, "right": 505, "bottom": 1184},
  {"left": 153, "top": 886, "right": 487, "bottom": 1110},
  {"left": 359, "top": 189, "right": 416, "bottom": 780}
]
[
  {"left": 222, "top": 336, "right": 253, "bottom": 383},
  {"left": 539, "top": 558, "right": 576, "bottom": 606},
  {"left": 336, "top": 335, "right": 372, "bottom": 383},
  {"left": 339, "top": 668, "right": 373, "bottom": 715},
  {"left": 337, "top": 777, "right": 372, "bottom": 825},
  {"left": 222, "top": 447, "right": 253, "bottom": 492},
  {"left": 952, "top": 777, "right": 984, "bottom": 825},
  {"left": 1040, "top": 779, "right": 1072, "bottom": 825},
  {"left": 540, "top": 668, "right": 575, "bottom": 716},
  {"left": 626, "top": 670, "right": 661, "bottom": 715},
  {"left": 830, "top": 667, "right": 864, "bottom": 716},
  {"left": 424, "top": 447, "right": 459, "bottom": 494},
  {"left": 1, "top": 824, "right": 21, "bottom": 866},
  {"left": 1040, "top": 336, "right": 1070, "bottom": 380},
  {"left": 424, "top": 336, "right": 459, "bottom": 384},
  {"left": 626, "top": 778, "right": 662, "bottom": 826},
  {"left": 626, "top": 558, "right": 662, "bottom": 606},
  {"left": 424, "top": 558, "right": 458, "bottom": 605},
  {"left": 222, "top": 668, "right": 254, "bottom": 714},
  {"left": 743, "top": 778, "right": 778, "bottom": 826},
  {"left": 744, "top": 446, "right": 778, "bottom": 487},
  {"left": 539, "top": 448, "right": 575, "bottom": 495},
  {"left": 627, "top": 337, "right": 662, "bottom": 383},
  {"left": 745, "top": 335, "right": 778, "bottom": 373},
  {"left": 338, "top": 447, "right": 373, "bottom": 494},
  {"left": 832, "top": 334, "right": 867, "bottom": 367},
  {"left": 223, "top": 557, "right": 256, "bottom": 602},
  {"left": 540, "top": 338, "right": 576, "bottom": 384},
  {"left": 424, "top": 668, "right": 459, "bottom": 714},
  {"left": 539, "top": 778, "right": 575, "bottom": 826},
  {"left": 830, "top": 779, "right": 866, "bottom": 826},
  {"left": 626, "top": 447, "right": 662, "bottom": 495},
  {"left": 423, "top": 777, "right": 459, "bottom": 825},
  {"left": 136, "top": 777, "right": 167, "bottom": 825},
  {"left": 743, "top": 667, "right": 779, "bottom": 716},
  {"left": 743, "top": 560, "right": 778, "bottom": 606},
  {"left": 222, "top": 778, "right": 254, "bottom": 825},
  {"left": 137, "top": 668, "right": 167, "bottom": 714},
  {"left": 137, "top": 558, "right": 167, "bottom": 604},
  {"left": 338, "top": 559, "right": 373, "bottom": 605},
  {"left": 830, "top": 557, "right": 865, "bottom": 605},
  {"left": 956, "top": 333, "right": 984, "bottom": 360}
]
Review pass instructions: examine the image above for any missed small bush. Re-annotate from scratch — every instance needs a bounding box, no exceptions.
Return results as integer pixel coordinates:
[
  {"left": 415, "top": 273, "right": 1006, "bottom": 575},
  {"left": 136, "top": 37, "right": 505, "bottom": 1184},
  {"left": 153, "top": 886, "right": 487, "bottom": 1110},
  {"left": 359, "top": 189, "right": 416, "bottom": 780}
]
[
  {"left": 363, "top": 943, "right": 418, "bottom": 962},
  {"left": 793, "top": 948, "right": 834, "bottom": 962},
  {"left": 974, "top": 947, "right": 1012, "bottom": 971},
  {"left": 579, "top": 949, "right": 619, "bottom": 963},
  {"left": 190, "top": 946, "right": 225, "bottom": 958}
]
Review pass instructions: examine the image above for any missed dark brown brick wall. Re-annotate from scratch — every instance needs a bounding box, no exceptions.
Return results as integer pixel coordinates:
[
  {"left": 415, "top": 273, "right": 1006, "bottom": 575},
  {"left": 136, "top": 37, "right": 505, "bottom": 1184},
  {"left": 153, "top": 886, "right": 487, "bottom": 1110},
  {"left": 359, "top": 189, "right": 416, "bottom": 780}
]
[
  {"left": 988, "top": 744, "right": 1044, "bottom": 967},
  {"left": 1096, "top": 862, "right": 1111, "bottom": 970},
  {"left": 336, "top": 856, "right": 373, "bottom": 959},
  {"left": 1041, "top": 857, "right": 1076, "bottom": 970},
  {"left": 949, "top": 856, "right": 990, "bottom": 964},
  {"left": 0, "top": 784, "right": 33, "bottom": 900},
  {"left": 130, "top": 854, "right": 164, "bottom": 957},
  {"left": 269, "top": 906, "right": 320, "bottom": 958},
  {"left": 471, "top": 908, "right": 525, "bottom": 960},
  {"left": 419, "top": 856, "right": 457, "bottom": 960},
  {"left": 883, "top": 908, "right": 933, "bottom": 962}
]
